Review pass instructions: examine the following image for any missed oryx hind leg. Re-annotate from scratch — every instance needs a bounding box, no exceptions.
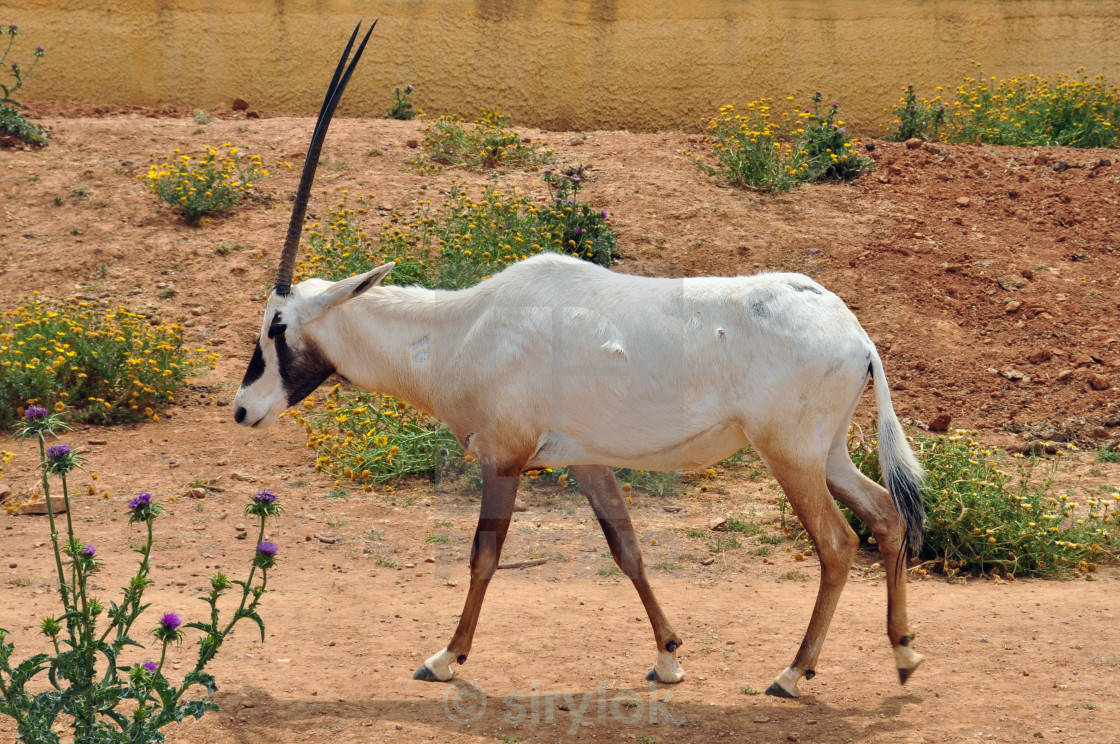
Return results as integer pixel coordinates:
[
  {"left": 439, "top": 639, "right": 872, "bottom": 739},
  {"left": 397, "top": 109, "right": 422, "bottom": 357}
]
[
  {"left": 764, "top": 458, "right": 859, "bottom": 699},
  {"left": 569, "top": 465, "right": 685, "bottom": 684},
  {"left": 413, "top": 460, "right": 520, "bottom": 682},
  {"left": 825, "top": 438, "right": 923, "bottom": 684}
]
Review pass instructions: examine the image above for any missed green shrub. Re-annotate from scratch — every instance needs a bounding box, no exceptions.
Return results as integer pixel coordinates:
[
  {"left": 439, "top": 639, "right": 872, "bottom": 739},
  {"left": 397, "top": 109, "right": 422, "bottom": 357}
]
[
  {"left": 413, "top": 109, "right": 553, "bottom": 171},
  {"left": 0, "top": 297, "right": 211, "bottom": 427},
  {"left": 0, "top": 23, "right": 47, "bottom": 146},
  {"left": 542, "top": 165, "right": 617, "bottom": 266},
  {"left": 798, "top": 92, "right": 873, "bottom": 181},
  {"left": 847, "top": 429, "right": 1118, "bottom": 577},
  {"left": 143, "top": 144, "right": 269, "bottom": 225}
]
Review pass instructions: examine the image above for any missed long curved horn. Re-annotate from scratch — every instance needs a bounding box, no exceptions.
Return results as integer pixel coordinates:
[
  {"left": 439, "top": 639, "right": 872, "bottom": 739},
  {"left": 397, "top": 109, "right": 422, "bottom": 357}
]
[{"left": 274, "top": 20, "right": 376, "bottom": 296}]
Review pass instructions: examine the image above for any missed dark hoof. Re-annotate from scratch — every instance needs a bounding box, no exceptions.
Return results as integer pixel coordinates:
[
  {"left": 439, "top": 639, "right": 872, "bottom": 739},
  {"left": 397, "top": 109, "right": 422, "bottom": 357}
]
[
  {"left": 645, "top": 668, "right": 657, "bottom": 682},
  {"left": 898, "top": 664, "right": 919, "bottom": 685},
  {"left": 412, "top": 665, "right": 441, "bottom": 682},
  {"left": 765, "top": 681, "right": 799, "bottom": 699}
]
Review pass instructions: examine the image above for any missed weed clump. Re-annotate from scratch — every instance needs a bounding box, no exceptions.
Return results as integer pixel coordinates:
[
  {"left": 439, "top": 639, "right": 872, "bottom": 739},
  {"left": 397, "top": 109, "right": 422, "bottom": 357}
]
[
  {"left": 0, "top": 297, "right": 212, "bottom": 427},
  {"left": 847, "top": 429, "right": 1118, "bottom": 577},
  {"left": 696, "top": 93, "right": 871, "bottom": 193},
  {"left": 413, "top": 109, "right": 553, "bottom": 171},
  {"left": 888, "top": 69, "right": 1120, "bottom": 147},
  {"left": 143, "top": 144, "right": 272, "bottom": 225},
  {"left": 0, "top": 23, "right": 47, "bottom": 146}
]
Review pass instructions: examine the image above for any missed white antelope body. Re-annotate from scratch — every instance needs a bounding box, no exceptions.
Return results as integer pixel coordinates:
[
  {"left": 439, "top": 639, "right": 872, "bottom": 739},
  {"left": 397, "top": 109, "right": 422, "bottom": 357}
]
[{"left": 235, "top": 24, "right": 927, "bottom": 699}]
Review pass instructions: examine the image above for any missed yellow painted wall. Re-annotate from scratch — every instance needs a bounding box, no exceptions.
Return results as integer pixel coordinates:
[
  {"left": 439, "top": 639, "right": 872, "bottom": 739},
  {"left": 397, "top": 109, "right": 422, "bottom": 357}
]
[{"left": 7, "top": 0, "right": 1120, "bottom": 134}]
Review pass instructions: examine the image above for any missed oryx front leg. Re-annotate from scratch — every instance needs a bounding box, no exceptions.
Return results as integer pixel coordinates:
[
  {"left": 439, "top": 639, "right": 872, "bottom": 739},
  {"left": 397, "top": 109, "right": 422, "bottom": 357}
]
[
  {"left": 413, "top": 461, "right": 519, "bottom": 682},
  {"left": 765, "top": 463, "right": 858, "bottom": 699},
  {"left": 569, "top": 465, "right": 685, "bottom": 684},
  {"left": 826, "top": 442, "right": 924, "bottom": 685}
]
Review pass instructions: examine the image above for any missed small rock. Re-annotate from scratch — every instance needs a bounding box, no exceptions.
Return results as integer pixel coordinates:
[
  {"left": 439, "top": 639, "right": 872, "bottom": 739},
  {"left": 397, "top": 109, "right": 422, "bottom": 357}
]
[
  {"left": 512, "top": 499, "right": 528, "bottom": 513},
  {"left": 1056, "top": 369, "right": 1073, "bottom": 381},
  {"left": 753, "top": 714, "right": 770, "bottom": 723},
  {"left": 709, "top": 517, "right": 727, "bottom": 531},
  {"left": 955, "top": 196, "right": 971, "bottom": 207},
  {"left": 1033, "top": 152, "right": 1052, "bottom": 166},
  {"left": 87, "top": 439, "right": 108, "bottom": 446},
  {"left": 1090, "top": 374, "right": 1110, "bottom": 391},
  {"left": 1027, "top": 349, "right": 1053, "bottom": 364},
  {"left": 232, "top": 98, "right": 249, "bottom": 111},
  {"left": 315, "top": 534, "right": 338, "bottom": 544},
  {"left": 187, "top": 487, "right": 207, "bottom": 499},
  {"left": 424, "top": 557, "right": 435, "bottom": 563},
  {"left": 1000, "top": 368, "right": 1025, "bottom": 382},
  {"left": 405, "top": 139, "right": 419, "bottom": 149},
  {"left": 700, "top": 557, "right": 716, "bottom": 566},
  {"left": 662, "top": 505, "right": 683, "bottom": 513},
  {"left": 231, "top": 472, "right": 256, "bottom": 482},
  {"left": 7, "top": 562, "right": 15, "bottom": 568},
  {"left": 235, "top": 524, "right": 246, "bottom": 532},
  {"left": 568, "top": 137, "right": 584, "bottom": 146},
  {"left": 217, "top": 397, "right": 230, "bottom": 407},
  {"left": 235, "top": 532, "right": 247, "bottom": 540},
  {"left": 997, "top": 275, "right": 1025, "bottom": 291},
  {"left": 904, "top": 137, "right": 922, "bottom": 149},
  {"left": 927, "top": 413, "right": 952, "bottom": 432},
  {"left": 15, "top": 497, "right": 67, "bottom": 516},
  {"left": 0, "top": 483, "right": 10, "bottom": 502},
  {"left": 1005, "top": 301, "right": 1021, "bottom": 313}
]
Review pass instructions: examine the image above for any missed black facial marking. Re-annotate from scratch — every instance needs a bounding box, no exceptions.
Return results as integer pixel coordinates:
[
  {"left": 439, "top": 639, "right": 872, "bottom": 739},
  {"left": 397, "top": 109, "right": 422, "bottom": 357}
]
[
  {"left": 275, "top": 332, "right": 336, "bottom": 406},
  {"left": 240, "top": 341, "right": 266, "bottom": 387},
  {"left": 268, "top": 312, "right": 287, "bottom": 339}
]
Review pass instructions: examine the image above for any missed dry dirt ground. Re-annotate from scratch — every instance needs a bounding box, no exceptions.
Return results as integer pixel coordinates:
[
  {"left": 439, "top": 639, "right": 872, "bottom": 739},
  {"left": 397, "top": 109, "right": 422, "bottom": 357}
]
[{"left": 0, "top": 105, "right": 1119, "bottom": 743}]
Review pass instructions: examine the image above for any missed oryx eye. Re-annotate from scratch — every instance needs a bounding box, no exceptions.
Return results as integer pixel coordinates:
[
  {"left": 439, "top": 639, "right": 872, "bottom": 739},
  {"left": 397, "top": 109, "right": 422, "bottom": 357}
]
[{"left": 268, "top": 322, "right": 287, "bottom": 339}]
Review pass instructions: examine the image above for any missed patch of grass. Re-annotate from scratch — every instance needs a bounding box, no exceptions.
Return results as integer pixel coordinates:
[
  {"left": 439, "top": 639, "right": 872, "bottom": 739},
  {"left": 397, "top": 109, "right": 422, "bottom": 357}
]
[
  {"left": 596, "top": 565, "right": 622, "bottom": 577},
  {"left": 757, "top": 534, "right": 784, "bottom": 545},
  {"left": 214, "top": 243, "right": 245, "bottom": 256},
  {"left": 847, "top": 428, "right": 1119, "bottom": 577},
  {"left": 0, "top": 297, "right": 211, "bottom": 427},
  {"left": 193, "top": 109, "right": 212, "bottom": 125},
  {"left": 143, "top": 144, "right": 269, "bottom": 225},
  {"left": 752, "top": 546, "right": 772, "bottom": 557},
  {"left": 739, "top": 686, "right": 760, "bottom": 696},
  {"left": 0, "top": 105, "right": 46, "bottom": 146},
  {"left": 725, "top": 516, "right": 761, "bottom": 537},
  {"left": 424, "top": 533, "right": 451, "bottom": 544},
  {"left": 1096, "top": 447, "right": 1120, "bottom": 464},
  {"left": 324, "top": 515, "right": 347, "bottom": 528},
  {"left": 778, "top": 570, "right": 811, "bottom": 581},
  {"left": 413, "top": 109, "right": 553, "bottom": 172},
  {"left": 653, "top": 562, "right": 682, "bottom": 573},
  {"left": 362, "top": 529, "right": 383, "bottom": 541}
]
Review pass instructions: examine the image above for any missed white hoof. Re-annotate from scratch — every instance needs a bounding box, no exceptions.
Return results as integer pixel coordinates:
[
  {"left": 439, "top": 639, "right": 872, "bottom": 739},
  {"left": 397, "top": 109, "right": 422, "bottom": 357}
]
[
  {"left": 894, "top": 645, "right": 924, "bottom": 684},
  {"left": 413, "top": 647, "right": 455, "bottom": 682},
  {"left": 765, "top": 666, "right": 802, "bottom": 698},
  {"left": 645, "top": 651, "right": 685, "bottom": 683}
]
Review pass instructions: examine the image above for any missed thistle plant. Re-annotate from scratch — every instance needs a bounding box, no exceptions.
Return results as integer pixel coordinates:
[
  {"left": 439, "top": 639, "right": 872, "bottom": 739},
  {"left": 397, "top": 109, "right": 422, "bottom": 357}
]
[
  {"left": 0, "top": 407, "right": 283, "bottom": 743},
  {"left": 0, "top": 23, "right": 47, "bottom": 146},
  {"left": 384, "top": 84, "right": 418, "bottom": 120}
]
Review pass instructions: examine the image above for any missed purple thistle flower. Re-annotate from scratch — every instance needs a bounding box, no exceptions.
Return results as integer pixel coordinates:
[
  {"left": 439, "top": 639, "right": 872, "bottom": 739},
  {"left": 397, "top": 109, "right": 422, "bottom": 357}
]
[
  {"left": 566, "top": 199, "right": 574, "bottom": 205},
  {"left": 839, "top": 128, "right": 847, "bottom": 135},
  {"left": 600, "top": 209, "right": 609, "bottom": 219},
  {"left": 8, "top": 24, "right": 18, "bottom": 31},
  {"left": 573, "top": 227, "right": 583, "bottom": 236},
  {"left": 405, "top": 84, "right": 414, "bottom": 93},
  {"left": 256, "top": 541, "right": 279, "bottom": 558},
  {"left": 82, "top": 544, "right": 96, "bottom": 557},
  {"left": 142, "top": 660, "right": 158, "bottom": 672},
  {"left": 252, "top": 489, "right": 277, "bottom": 504},
  {"left": 23, "top": 405, "right": 48, "bottom": 421},
  {"left": 160, "top": 613, "right": 181, "bottom": 632},
  {"left": 35, "top": 45, "right": 43, "bottom": 53},
  {"left": 129, "top": 492, "right": 152, "bottom": 510},
  {"left": 543, "top": 169, "right": 553, "bottom": 176},
  {"left": 47, "top": 444, "right": 72, "bottom": 460}
]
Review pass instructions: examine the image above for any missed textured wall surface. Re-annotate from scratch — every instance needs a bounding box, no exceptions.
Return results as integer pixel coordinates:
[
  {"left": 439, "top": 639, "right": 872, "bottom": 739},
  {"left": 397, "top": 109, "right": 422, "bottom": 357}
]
[{"left": 8, "top": 0, "right": 1120, "bottom": 133}]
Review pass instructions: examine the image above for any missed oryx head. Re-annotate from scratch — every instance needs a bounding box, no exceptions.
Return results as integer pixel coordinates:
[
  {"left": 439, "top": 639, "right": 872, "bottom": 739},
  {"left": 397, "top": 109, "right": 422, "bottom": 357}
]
[{"left": 233, "top": 21, "right": 391, "bottom": 428}]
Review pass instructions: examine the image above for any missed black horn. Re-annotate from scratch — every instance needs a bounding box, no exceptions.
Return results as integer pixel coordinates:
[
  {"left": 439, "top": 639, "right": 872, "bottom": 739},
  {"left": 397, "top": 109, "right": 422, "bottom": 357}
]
[{"left": 274, "top": 20, "right": 376, "bottom": 296}]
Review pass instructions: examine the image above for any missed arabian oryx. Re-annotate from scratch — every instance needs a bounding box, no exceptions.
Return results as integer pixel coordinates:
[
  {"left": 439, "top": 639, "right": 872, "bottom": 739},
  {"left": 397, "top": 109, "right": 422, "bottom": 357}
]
[{"left": 234, "top": 22, "right": 927, "bottom": 699}]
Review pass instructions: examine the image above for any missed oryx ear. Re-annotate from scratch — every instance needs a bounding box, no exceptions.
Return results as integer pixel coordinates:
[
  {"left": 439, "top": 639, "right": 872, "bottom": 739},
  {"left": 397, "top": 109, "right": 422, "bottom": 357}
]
[{"left": 318, "top": 262, "right": 395, "bottom": 311}]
